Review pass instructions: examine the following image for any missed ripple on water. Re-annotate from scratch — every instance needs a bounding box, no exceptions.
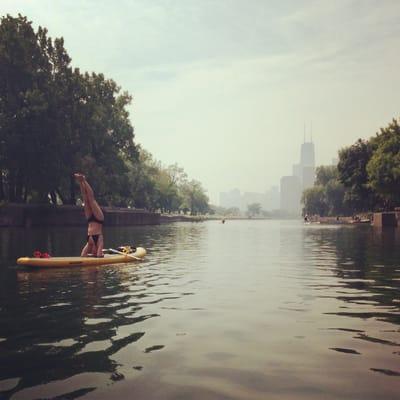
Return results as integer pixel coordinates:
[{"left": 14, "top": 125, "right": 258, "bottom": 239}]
[
  {"left": 84, "top": 318, "right": 113, "bottom": 325},
  {"left": 1, "top": 221, "right": 400, "bottom": 400}
]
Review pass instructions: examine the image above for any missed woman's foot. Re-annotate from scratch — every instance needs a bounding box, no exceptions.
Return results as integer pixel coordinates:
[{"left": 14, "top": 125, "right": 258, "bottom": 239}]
[{"left": 74, "top": 173, "right": 85, "bottom": 182}]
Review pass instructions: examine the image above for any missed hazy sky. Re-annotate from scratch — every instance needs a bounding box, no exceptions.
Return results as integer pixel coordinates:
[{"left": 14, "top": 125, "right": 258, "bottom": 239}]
[{"left": 2, "top": 0, "right": 400, "bottom": 203}]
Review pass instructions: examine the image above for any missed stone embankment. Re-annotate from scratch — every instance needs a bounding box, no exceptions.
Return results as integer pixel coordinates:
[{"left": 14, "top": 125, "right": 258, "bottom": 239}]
[
  {"left": 318, "top": 212, "right": 400, "bottom": 227},
  {"left": 0, "top": 204, "right": 160, "bottom": 227}
]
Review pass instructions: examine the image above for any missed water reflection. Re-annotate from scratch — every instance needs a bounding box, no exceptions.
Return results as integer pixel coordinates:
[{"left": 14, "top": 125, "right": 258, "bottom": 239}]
[
  {"left": 0, "top": 223, "right": 205, "bottom": 399},
  {"left": 302, "top": 224, "right": 400, "bottom": 381},
  {"left": 304, "top": 226, "right": 400, "bottom": 323},
  {"left": 0, "top": 221, "right": 399, "bottom": 400}
]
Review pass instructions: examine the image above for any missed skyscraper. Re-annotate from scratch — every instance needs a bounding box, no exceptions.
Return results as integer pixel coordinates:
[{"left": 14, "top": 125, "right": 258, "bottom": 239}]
[
  {"left": 300, "top": 142, "right": 315, "bottom": 168},
  {"left": 300, "top": 141, "right": 315, "bottom": 190},
  {"left": 280, "top": 176, "right": 302, "bottom": 214},
  {"left": 280, "top": 133, "right": 316, "bottom": 215}
]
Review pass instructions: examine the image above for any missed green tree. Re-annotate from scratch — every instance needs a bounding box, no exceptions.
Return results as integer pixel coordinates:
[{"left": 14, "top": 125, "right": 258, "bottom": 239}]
[
  {"left": 367, "top": 119, "right": 400, "bottom": 208},
  {"left": 154, "top": 164, "right": 187, "bottom": 213},
  {"left": 126, "top": 148, "right": 159, "bottom": 210},
  {"left": 302, "top": 186, "right": 327, "bottom": 216},
  {"left": 0, "top": 14, "right": 210, "bottom": 211},
  {"left": 325, "top": 180, "right": 347, "bottom": 215},
  {"left": 0, "top": 15, "right": 53, "bottom": 202},
  {"left": 247, "top": 202, "right": 262, "bottom": 217},
  {"left": 181, "top": 180, "right": 209, "bottom": 215},
  {"left": 315, "top": 165, "right": 338, "bottom": 186},
  {"left": 337, "top": 139, "right": 375, "bottom": 211},
  {"left": 0, "top": 15, "right": 138, "bottom": 205}
]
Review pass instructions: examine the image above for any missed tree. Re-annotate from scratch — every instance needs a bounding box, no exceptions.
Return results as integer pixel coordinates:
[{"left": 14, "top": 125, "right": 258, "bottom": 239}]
[
  {"left": 0, "top": 15, "right": 138, "bottom": 205},
  {"left": 302, "top": 186, "right": 327, "bottom": 216},
  {"left": 315, "top": 165, "right": 338, "bottom": 186},
  {"left": 247, "top": 203, "right": 261, "bottom": 217},
  {"left": 226, "top": 207, "right": 241, "bottom": 216},
  {"left": 0, "top": 15, "right": 54, "bottom": 202},
  {"left": 367, "top": 119, "right": 400, "bottom": 208},
  {"left": 337, "top": 139, "right": 375, "bottom": 211},
  {"left": 0, "top": 15, "right": 209, "bottom": 211},
  {"left": 325, "top": 180, "right": 348, "bottom": 215},
  {"left": 181, "top": 180, "right": 209, "bottom": 215}
]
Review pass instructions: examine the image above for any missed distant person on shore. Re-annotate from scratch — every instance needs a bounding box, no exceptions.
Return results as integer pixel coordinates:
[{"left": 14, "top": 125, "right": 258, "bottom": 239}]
[
  {"left": 304, "top": 214, "right": 309, "bottom": 223},
  {"left": 75, "top": 173, "right": 104, "bottom": 257}
]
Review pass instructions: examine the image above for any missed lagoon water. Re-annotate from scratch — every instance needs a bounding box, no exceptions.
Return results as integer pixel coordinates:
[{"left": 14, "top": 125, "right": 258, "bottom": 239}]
[{"left": 0, "top": 220, "right": 399, "bottom": 399}]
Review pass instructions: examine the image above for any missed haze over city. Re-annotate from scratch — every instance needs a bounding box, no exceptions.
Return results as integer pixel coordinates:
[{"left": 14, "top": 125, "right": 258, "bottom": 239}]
[
  {"left": 3, "top": 0, "right": 400, "bottom": 203},
  {"left": 2, "top": 3, "right": 400, "bottom": 399}
]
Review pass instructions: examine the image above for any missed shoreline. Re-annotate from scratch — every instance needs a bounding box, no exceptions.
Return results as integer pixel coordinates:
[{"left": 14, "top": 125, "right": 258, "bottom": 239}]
[
  {"left": 0, "top": 203, "right": 160, "bottom": 227},
  {"left": 0, "top": 204, "right": 279, "bottom": 227}
]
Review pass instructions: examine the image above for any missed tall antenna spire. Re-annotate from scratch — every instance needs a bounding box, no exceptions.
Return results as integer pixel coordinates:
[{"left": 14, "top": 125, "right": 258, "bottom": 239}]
[
  {"left": 310, "top": 121, "right": 313, "bottom": 143},
  {"left": 303, "top": 122, "right": 306, "bottom": 143}
]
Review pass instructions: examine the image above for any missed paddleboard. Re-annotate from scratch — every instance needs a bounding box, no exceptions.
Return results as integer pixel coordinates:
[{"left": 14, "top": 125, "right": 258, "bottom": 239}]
[{"left": 17, "top": 247, "right": 146, "bottom": 268}]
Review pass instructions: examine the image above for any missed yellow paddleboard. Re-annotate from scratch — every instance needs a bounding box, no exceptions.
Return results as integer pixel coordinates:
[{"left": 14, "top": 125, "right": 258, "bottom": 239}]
[{"left": 17, "top": 247, "right": 146, "bottom": 268}]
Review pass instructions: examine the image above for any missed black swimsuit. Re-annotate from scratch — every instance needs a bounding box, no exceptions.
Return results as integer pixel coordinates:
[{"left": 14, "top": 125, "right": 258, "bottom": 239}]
[
  {"left": 87, "top": 214, "right": 104, "bottom": 224},
  {"left": 87, "top": 214, "right": 104, "bottom": 245},
  {"left": 87, "top": 234, "right": 102, "bottom": 245}
]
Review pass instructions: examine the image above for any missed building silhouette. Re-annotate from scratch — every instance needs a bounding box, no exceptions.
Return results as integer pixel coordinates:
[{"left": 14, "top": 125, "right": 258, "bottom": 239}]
[
  {"left": 219, "top": 186, "right": 280, "bottom": 212},
  {"left": 280, "top": 134, "right": 316, "bottom": 215},
  {"left": 300, "top": 141, "right": 315, "bottom": 189},
  {"left": 280, "top": 175, "right": 302, "bottom": 214},
  {"left": 219, "top": 188, "right": 241, "bottom": 210}
]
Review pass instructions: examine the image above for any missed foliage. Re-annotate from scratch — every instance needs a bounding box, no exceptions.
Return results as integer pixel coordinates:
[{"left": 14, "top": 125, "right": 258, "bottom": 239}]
[
  {"left": 247, "top": 202, "right": 262, "bottom": 217},
  {"left": 0, "top": 15, "right": 210, "bottom": 213},
  {"left": 315, "top": 165, "right": 338, "bottom": 186},
  {"left": 337, "top": 139, "right": 375, "bottom": 211},
  {"left": 302, "top": 166, "right": 349, "bottom": 216},
  {"left": 180, "top": 180, "right": 209, "bottom": 215},
  {"left": 302, "top": 186, "right": 328, "bottom": 216},
  {"left": 305, "top": 117, "right": 400, "bottom": 215},
  {"left": 209, "top": 205, "right": 241, "bottom": 217},
  {"left": 366, "top": 119, "right": 400, "bottom": 207}
]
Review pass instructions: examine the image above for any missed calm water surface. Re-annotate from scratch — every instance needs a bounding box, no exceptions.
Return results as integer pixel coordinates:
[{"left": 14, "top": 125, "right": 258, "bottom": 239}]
[{"left": 0, "top": 220, "right": 399, "bottom": 399}]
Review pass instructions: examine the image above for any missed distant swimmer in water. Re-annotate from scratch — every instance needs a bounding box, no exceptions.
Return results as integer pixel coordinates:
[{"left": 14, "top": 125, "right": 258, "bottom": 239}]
[{"left": 75, "top": 173, "right": 104, "bottom": 257}]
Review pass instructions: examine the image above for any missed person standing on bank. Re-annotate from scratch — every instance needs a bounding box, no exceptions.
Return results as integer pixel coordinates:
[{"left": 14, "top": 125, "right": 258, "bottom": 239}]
[{"left": 74, "top": 173, "right": 104, "bottom": 257}]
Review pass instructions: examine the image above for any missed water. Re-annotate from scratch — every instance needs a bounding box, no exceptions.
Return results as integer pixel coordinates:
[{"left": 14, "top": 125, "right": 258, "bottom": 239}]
[{"left": 0, "top": 220, "right": 399, "bottom": 399}]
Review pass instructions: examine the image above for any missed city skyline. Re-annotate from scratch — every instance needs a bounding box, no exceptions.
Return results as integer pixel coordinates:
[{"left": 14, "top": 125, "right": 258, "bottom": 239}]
[
  {"left": 3, "top": 1, "right": 400, "bottom": 204},
  {"left": 220, "top": 136, "right": 314, "bottom": 213}
]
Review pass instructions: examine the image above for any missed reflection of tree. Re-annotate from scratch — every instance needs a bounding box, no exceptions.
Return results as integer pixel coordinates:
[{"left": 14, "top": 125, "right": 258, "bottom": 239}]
[
  {"left": 0, "top": 223, "right": 203, "bottom": 399},
  {"left": 303, "top": 226, "right": 400, "bottom": 326},
  {"left": 0, "top": 265, "right": 155, "bottom": 399}
]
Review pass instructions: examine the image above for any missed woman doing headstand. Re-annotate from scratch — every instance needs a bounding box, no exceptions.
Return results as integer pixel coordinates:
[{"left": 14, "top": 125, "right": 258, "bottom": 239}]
[{"left": 75, "top": 173, "right": 104, "bottom": 257}]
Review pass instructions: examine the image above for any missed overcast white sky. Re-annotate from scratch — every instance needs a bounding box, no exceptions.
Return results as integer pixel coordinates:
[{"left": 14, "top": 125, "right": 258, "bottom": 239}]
[{"left": 2, "top": 0, "right": 400, "bottom": 203}]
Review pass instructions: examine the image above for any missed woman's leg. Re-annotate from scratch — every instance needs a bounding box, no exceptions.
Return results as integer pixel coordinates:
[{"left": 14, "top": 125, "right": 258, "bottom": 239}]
[
  {"left": 75, "top": 174, "right": 92, "bottom": 219},
  {"left": 82, "top": 237, "right": 98, "bottom": 257},
  {"left": 81, "top": 242, "right": 90, "bottom": 257},
  {"left": 83, "top": 179, "right": 104, "bottom": 221},
  {"left": 96, "top": 235, "right": 104, "bottom": 257}
]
